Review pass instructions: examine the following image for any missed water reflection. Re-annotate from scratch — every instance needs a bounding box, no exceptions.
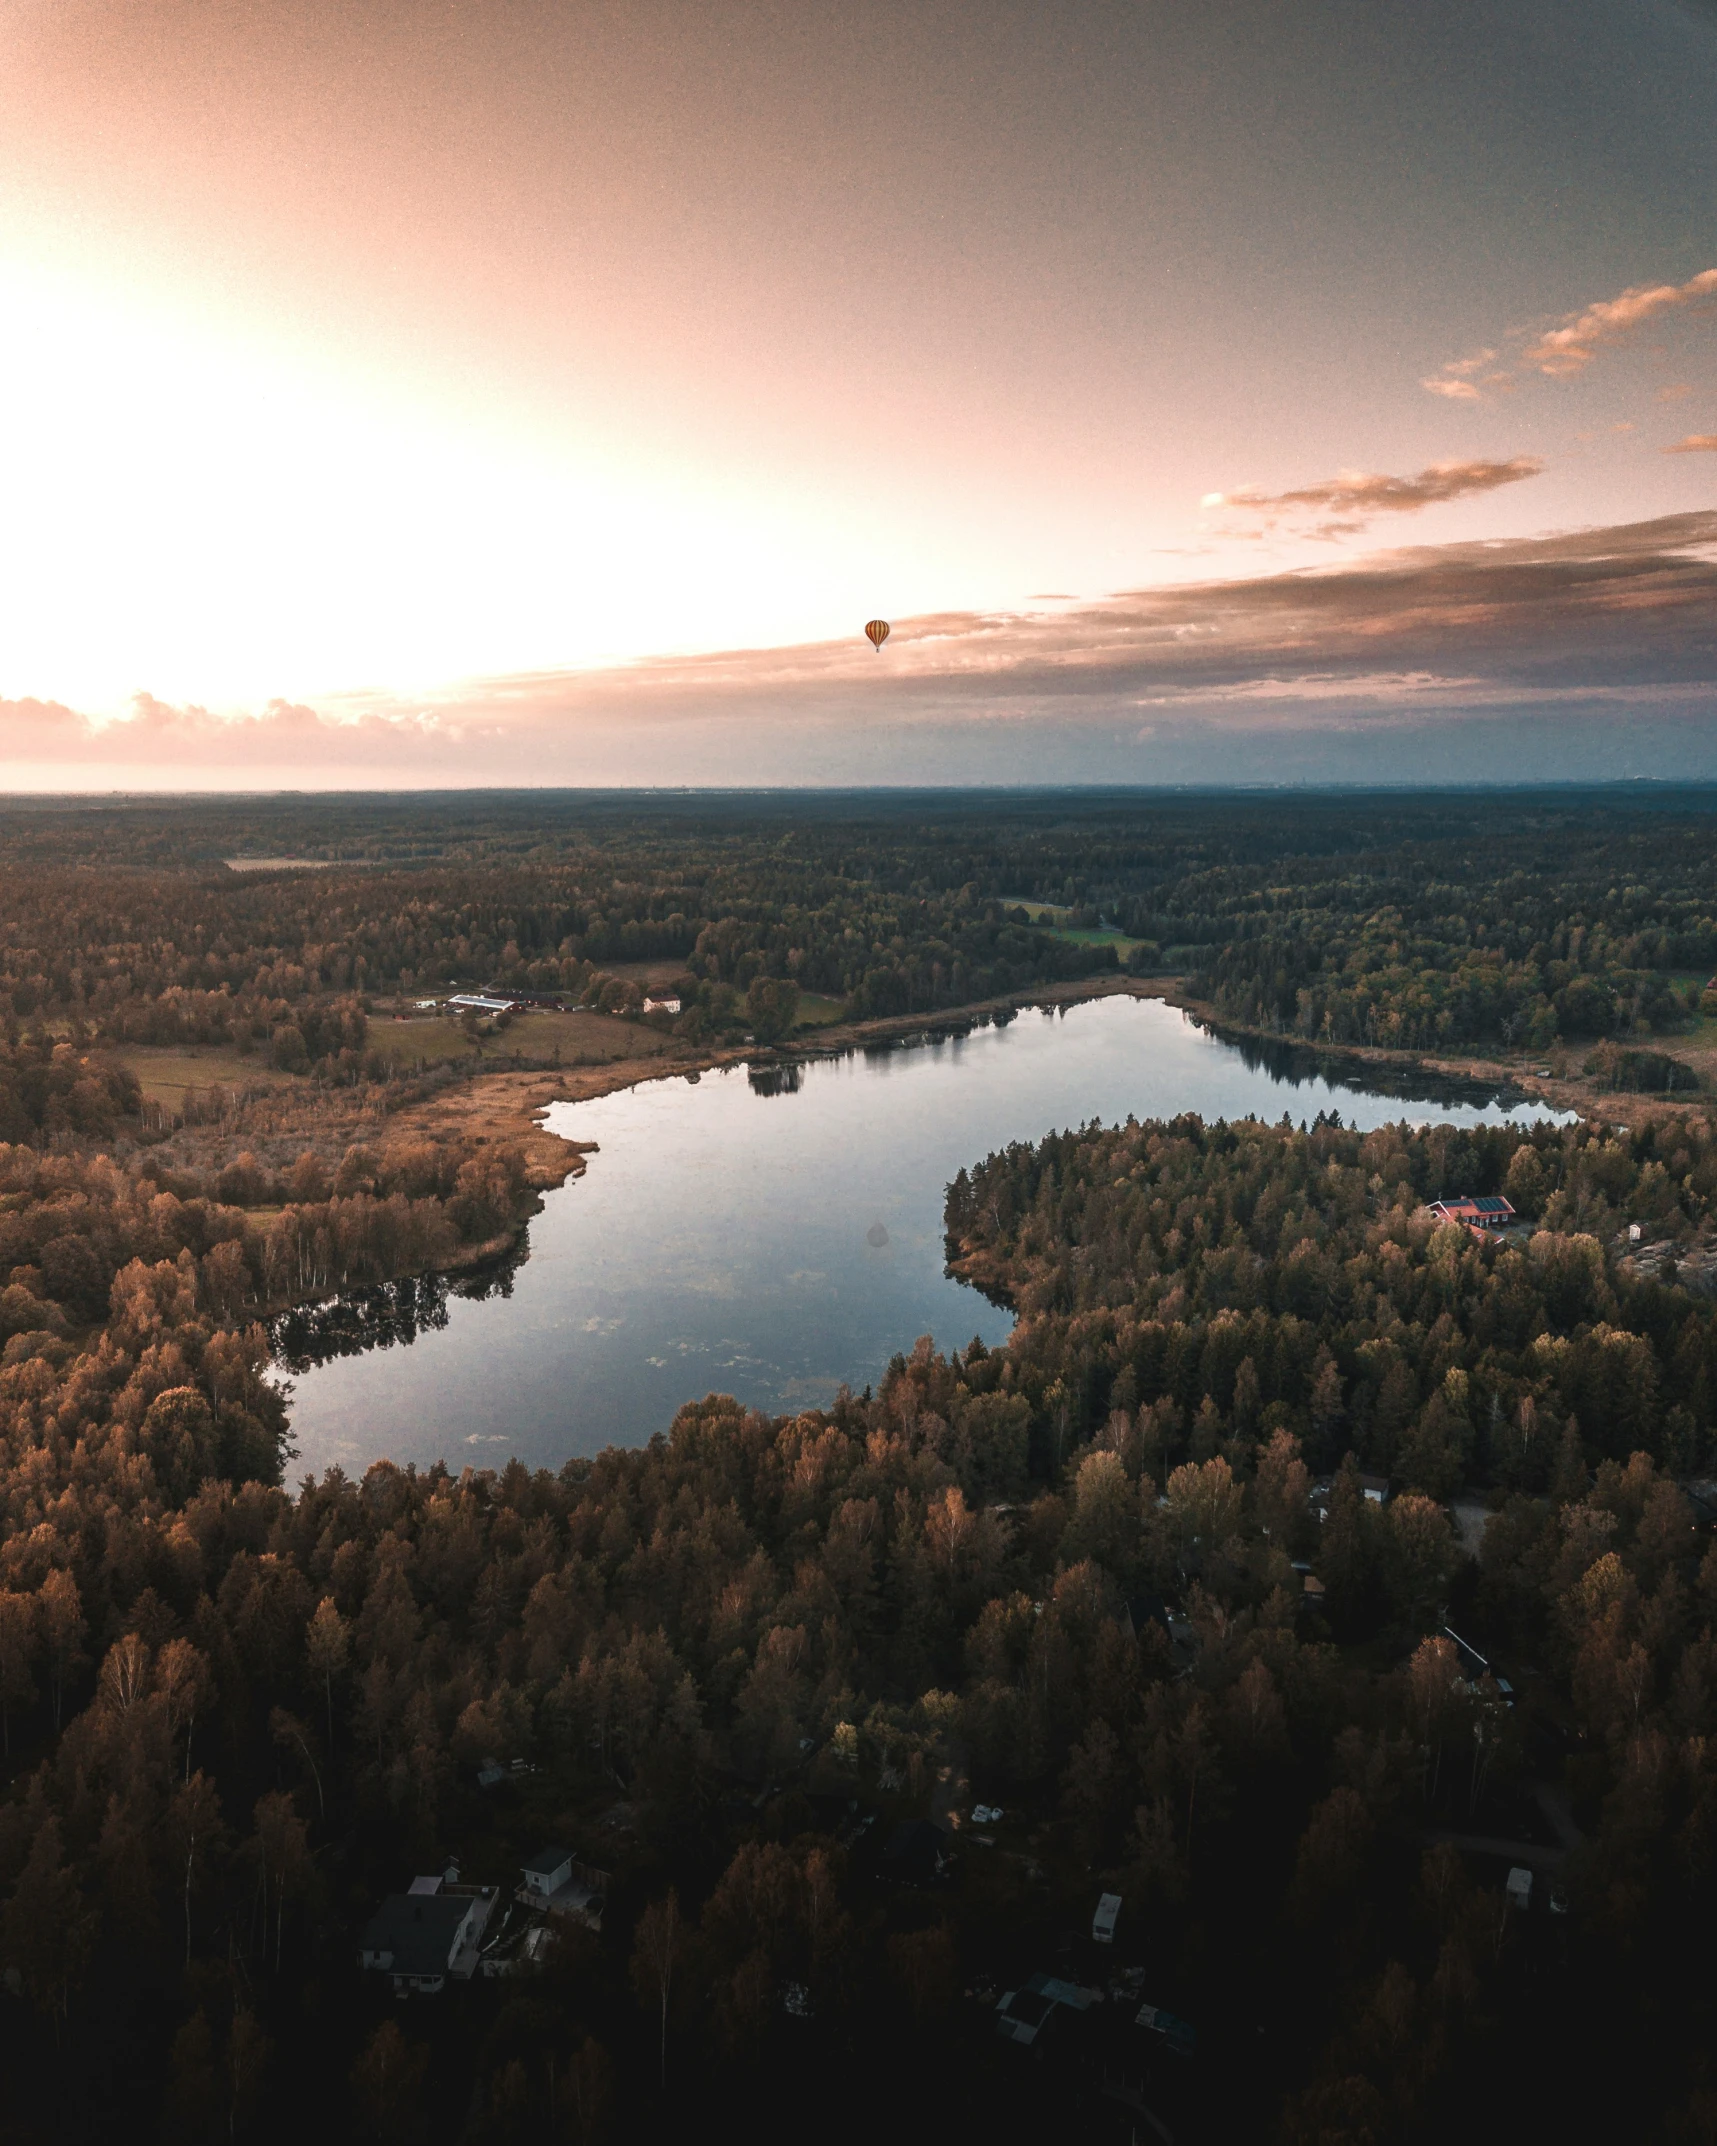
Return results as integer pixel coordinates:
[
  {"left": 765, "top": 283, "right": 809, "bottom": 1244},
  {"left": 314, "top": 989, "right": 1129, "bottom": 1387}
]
[
  {"left": 1209, "top": 1022, "right": 1534, "bottom": 1111},
  {"left": 748, "top": 1062, "right": 804, "bottom": 1097},
  {"left": 281, "top": 993, "right": 1571, "bottom": 1476},
  {"left": 272, "top": 1256, "right": 522, "bottom": 1373}
]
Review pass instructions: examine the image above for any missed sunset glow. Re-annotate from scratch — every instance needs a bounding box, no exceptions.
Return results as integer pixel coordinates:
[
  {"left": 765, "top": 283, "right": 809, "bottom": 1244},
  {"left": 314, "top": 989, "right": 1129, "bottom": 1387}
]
[{"left": 1, "top": 0, "right": 1714, "bottom": 781}]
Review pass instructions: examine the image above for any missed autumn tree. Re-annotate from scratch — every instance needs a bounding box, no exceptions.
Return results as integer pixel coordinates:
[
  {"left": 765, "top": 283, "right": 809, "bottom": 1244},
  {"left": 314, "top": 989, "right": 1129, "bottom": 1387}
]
[{"left": 630, "top": 1888, "right": 684, "bottom": 2089}]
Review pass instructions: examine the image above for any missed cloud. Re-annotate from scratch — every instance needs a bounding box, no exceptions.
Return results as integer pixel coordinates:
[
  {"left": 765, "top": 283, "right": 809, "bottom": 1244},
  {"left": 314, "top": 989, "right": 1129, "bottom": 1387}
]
[
  {"left": 4, "top": 512, "right": 1716, "bottom": 785},
  {"left": 1666, "top": 434, "right": 1717, "bottom": 454},
  {"left": 1426, "top": 267, "right": 1717, "bottom": 398},
  {"left": 1135, "top": 671, "right": 1487, "bottom": 707},
  {"left": 1204, "top": 457, "right": 1543, "bottom": 520},
  {"left": 1522, "top": 268, "right": 1717, "bottom": 377}
]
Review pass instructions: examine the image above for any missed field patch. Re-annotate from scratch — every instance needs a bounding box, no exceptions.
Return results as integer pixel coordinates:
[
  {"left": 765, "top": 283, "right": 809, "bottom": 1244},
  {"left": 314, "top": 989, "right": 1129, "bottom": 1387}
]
[
  {"left": 115, "top": 1045, "right": 295, "bottom": 1108},
  {"left": 368, "top": 1009, "right": 674, "bottom": 1071},
  {"left": 792, "top": 992, "right": 848, "bottom": 1028}
]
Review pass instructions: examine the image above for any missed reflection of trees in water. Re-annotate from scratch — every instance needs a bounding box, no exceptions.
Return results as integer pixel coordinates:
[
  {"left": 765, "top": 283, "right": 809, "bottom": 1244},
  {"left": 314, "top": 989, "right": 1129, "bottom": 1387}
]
[
  {"left": 271, "top": 1245, "right": 524, "bottom": 1371},
  {"left": 1202, "top": 1021, "right": 1527, "bottom": 1112},
  {"left": 748, "top": 1062, "right": 804, "bottom": 1097}
]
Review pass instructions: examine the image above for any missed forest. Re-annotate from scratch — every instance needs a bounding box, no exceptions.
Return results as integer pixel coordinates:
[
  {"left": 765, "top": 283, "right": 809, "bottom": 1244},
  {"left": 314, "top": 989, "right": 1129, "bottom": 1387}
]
[
  {"left": 1, "top": 787, "right": 1713, "bottom": 1064},
  {"left": 0, "top": 790, "right": 1716, "bottom": 2143}
]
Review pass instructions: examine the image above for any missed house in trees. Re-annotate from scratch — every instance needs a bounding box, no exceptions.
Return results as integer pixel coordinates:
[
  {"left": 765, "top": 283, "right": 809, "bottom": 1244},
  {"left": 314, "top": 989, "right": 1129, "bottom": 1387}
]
[
  {"left": 521, "top": 1847, "right": 573, "bottom": 1900},
  {"left": 517, "top": 1846, "right": 609, "bottom": 1930},
  {"left": 1428, "top": 1194, "right": 1516, "bottom": 1238},
  {"left": 359, "top": 1878, "right": 499, "bottom": 1996},
  {"left": 1309, "top": 1476, "right": 1390, "bottom": 1522},
  {"left": 994, "top": 1972, "right": 1102, "bottom": 2048}
]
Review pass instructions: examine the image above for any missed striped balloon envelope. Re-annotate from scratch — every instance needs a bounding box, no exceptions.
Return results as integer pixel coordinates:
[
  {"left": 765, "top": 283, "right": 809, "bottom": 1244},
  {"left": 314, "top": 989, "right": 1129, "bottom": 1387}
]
[{"left": 864, "top": 619, "right": 891, "bottom": 652}]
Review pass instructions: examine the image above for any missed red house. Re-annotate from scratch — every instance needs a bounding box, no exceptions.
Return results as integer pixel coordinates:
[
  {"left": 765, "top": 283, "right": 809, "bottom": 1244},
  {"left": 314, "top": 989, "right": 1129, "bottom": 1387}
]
[{"left": 1428, "top": 1195, "right": 1515, "bottom": 1238}]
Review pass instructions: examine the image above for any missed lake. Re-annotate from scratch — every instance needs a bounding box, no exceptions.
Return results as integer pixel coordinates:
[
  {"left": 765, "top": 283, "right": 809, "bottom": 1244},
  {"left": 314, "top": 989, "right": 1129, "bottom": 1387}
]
[{"left": 279, "top": 993, "right": 1570, "bottom": 1477}]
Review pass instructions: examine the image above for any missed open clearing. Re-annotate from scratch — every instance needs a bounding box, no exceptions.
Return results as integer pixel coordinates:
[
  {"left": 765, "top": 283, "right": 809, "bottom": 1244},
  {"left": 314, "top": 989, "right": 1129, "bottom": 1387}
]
[
  {"left": 792, "top": 992, "right": 848, "bottom": 1028},
  {"left": 368, "top": 1009, "right": 677, "bottom": 1072},
  {"left": 115, "top": 1045, "right": 296, "bottom": 1108}
]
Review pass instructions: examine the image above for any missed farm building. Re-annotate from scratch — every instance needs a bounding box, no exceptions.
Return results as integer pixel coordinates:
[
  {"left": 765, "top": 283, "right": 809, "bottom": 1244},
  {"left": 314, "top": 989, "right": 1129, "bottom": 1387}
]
[{"left": 447, "top": 993, "right": 525, "bottom": 1016}]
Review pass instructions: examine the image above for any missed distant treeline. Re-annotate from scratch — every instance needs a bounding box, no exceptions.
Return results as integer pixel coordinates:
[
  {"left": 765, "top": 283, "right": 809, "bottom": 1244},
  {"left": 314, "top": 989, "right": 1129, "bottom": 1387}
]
[{"left": 2, "top": 790, "right": 1713, "bottom": 1068}]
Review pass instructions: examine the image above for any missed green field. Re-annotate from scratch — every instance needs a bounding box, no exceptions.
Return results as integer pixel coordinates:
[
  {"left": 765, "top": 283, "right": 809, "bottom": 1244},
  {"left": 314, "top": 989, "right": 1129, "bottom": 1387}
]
[
  {"left": 1010, "top": 900, "right": 1146, "bottom": 960},
  {"left": 792, "top": 991, "right": 849, "bottom": 1028},
  {"left": 368, "top": 1009, "right": 662, "bottom": 1068}
]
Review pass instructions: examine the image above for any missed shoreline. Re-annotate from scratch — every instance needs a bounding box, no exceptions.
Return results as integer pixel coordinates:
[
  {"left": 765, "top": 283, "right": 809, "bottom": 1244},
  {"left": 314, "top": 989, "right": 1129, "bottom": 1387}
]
[
  {"left": 355, "top": 974, "right": 1703, "bottom": 1322},
  {"left": 445, "top": 967, "right": 1662, "bottom": 1201},
  {"left": 426, "top": 975, "right": 1191, "bottom": 1198}
]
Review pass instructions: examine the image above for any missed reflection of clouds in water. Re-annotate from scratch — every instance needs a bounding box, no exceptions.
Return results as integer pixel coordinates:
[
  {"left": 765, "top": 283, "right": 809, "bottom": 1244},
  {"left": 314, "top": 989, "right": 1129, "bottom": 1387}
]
[
  {"left": 581, "top": 1315, "right": 624, "bottom": 1333},
  {"left": 465, "top": 1433, "right": 509, "bottom": 1444},
  {"left": 679, "top": 1271, "right": 744, "bottom": 1300}
]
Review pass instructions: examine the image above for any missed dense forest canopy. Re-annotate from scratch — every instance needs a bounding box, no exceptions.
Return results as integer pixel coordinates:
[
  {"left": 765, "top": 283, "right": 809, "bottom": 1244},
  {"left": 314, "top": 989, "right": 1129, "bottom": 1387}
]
[{"left": 0, "top": 790, "right": 1715, "bottom": 2144}]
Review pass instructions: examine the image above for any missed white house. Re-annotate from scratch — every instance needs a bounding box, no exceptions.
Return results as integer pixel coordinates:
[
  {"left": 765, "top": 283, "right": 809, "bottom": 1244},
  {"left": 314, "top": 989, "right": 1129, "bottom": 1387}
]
[
  {"left": 520, "top": 1847, "right": 574, "bottom": 1900},
  {"left": 359, "top": 1881, "right": 498, "bottom": 1995},
  {"left": 517, "top": 1846, "right": 609, "bottom": 1931}
]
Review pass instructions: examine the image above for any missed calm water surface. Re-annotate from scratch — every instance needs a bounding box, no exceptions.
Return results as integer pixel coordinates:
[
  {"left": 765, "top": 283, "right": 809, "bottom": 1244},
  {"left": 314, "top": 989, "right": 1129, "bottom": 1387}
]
[{"left": 282, "top": 995, "right": 1567, "bottom": 1475}]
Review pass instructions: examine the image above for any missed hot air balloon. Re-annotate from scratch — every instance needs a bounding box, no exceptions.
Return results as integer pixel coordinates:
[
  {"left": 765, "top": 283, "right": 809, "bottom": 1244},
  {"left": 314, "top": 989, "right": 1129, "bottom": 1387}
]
[{"left": 864, "top": 619, "right": 891, "bottom": 653}]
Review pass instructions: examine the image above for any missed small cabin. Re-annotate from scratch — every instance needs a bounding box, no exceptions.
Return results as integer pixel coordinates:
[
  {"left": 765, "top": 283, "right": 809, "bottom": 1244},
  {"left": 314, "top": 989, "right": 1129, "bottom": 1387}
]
[
  {"left": 521, "top": 1847, "right": 573, "bottom": 1900},
  {"left": 1092, "top": 1892, "right": 1122, "bottom": 1945}
]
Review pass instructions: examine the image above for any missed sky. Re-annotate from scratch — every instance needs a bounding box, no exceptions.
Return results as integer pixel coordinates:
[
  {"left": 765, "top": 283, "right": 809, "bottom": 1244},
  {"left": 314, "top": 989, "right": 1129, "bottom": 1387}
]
[{"left": 0, "top": 0, "right": 1714, "bottom": 787}]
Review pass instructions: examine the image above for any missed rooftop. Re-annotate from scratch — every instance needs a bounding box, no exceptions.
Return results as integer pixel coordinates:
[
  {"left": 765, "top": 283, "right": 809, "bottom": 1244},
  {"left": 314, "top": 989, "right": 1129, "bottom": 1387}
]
[{"left": 360, "top": 1893, "right": 473, "bottom": 1978}]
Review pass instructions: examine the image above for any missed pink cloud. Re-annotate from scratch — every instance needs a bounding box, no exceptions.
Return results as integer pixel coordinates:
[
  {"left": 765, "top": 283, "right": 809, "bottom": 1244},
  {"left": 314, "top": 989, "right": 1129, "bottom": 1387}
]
[
  {"left": 1523, "top": 268, "right": 1717, "bottom": 377},
  {"left": 1426, "top": 267, "right": 1717, "bottom": 398},
  {"left": 1666, "top": 434, "right": 1717, "bottom": 454},
  {"left": 1205, "top": 457, "right": 1542, "bottom": 520},
  {"left": 4, "top": 511, "right": 1714, "bottom": 783}
]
